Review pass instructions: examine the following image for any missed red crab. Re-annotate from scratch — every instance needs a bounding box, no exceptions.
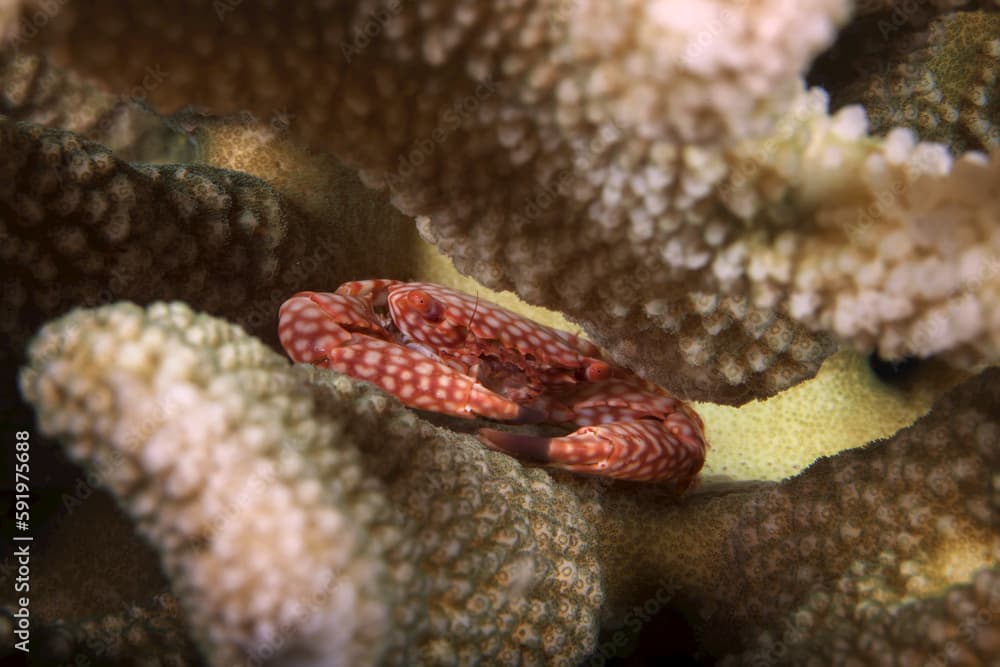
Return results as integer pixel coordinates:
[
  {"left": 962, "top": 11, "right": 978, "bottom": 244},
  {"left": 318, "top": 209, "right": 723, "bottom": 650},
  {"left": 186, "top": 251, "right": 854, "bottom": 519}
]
[{"left": 278, "top": 280, "right": 707, "bottom": 487}]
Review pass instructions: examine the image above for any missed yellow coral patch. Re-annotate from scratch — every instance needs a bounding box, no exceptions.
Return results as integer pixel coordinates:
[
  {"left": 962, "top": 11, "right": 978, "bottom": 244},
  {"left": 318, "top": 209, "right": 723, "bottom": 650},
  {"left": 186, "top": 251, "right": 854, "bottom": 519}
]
[
  {"left": 415, "top": 239, "right": 586, "bottom": 336},
  {"left": 698, "top": 350, "right": 968, "bottom": 481}
]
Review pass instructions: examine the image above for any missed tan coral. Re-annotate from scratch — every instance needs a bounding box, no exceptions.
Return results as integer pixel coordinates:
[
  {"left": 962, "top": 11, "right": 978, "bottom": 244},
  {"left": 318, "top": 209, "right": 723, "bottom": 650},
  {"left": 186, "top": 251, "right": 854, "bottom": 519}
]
[
  {"left": 18, "top": 299, "right": 1000, "bottom": 665},
  {"left": 20, "top": 0, "right": 1000, "bottom": 404},
  {"left": 14, "top": 0, "right": 859, "bottom": 403},
  {"left": 839, "top": 9, "right": 1000, "bottom": 154},
  {"left": 5, "top": 489, "right": 199, "bottom": 665},
  {"left": 20, "top": 301, "right": 403, "bottom": 666},
  {"left": 1, "top": 51, "right": 118, "bottom": 135},
  {"left": 728, "top": 564, "right": 1000, "bottom": 664},
  {"left": 20, "top": 301, "right": 603, "bottom": 667},
  {"left": 0, "top": 90, "right": 972, "bottom": 487},
  {"left": 0, "top": 116, "right": 414, "bottom": 368},
  {"left": 0, "top": 0, "right": 26, "bottom": 44},
  {"left": 0, "top": 51, "right": 579, "bottom": 335},
  {"left": 595, "top": 366, "right": 999, "bottom": 662},
  {"left": 724, "top": 94, "right": 1000, "bottom": 368},
  {"left": 852, "top": 0, "right": 984, "bottom": 15},
  {"left": 0, "top": 111, "right": 580, "bottom": 380}
]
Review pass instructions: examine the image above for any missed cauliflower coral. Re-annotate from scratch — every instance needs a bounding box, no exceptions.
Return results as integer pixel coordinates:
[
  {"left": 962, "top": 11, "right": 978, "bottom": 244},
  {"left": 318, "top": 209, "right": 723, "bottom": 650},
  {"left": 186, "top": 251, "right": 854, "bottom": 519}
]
[{"left": 18, "top": 301, "right": 1000, "bottom": 665}]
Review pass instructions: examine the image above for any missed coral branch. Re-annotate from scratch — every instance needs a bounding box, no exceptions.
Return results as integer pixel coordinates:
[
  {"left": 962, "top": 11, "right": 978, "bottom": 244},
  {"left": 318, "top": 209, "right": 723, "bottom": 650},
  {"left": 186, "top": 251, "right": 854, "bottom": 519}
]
[
  {"left": 14, "top": 0, "right": 999, "bottom": 403},
  {"left": 20, "top": 301, "right": 604, "bottom": 666},
  {"left": 19, "top": 301, "right": 1000, "bottom": 664}
]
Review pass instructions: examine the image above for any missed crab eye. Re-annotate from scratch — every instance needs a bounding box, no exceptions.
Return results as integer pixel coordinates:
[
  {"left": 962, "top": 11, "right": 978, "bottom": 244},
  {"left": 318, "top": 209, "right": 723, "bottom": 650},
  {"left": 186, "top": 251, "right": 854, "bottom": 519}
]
[
  {"left": 407, "top": 289, "right": 444, "bottom": 322},
  {"left": 584, "top": 359, "right": 612, "bottom": 382}
]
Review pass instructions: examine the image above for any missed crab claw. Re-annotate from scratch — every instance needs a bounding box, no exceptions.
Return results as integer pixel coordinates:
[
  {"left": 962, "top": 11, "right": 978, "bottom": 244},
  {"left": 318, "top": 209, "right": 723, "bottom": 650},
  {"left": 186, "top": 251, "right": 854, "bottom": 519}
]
[
  {"left": 323, "top": 336, "right": 548, "bottom": 423},
  {"left": 477, "top": 415, "right": 706, "bottom": 485},
  {"left": 280, "top": 290, "right": 548, "bottom": 424}
]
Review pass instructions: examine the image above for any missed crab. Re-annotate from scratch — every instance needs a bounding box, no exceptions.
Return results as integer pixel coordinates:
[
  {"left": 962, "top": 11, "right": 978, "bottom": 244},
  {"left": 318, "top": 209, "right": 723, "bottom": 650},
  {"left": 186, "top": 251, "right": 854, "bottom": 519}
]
[{"left": 278, "top": 280, "right": 708, "bottom": 487}]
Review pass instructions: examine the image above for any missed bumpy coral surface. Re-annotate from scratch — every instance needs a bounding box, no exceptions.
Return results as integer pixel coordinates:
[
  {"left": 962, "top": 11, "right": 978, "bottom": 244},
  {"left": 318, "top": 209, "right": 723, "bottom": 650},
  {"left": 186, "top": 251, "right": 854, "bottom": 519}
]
[
  {"left": 18, "top": 300, "right": 1000, "bottom": 666},
  {"left": 14, "top": 0, "right": 1000, "bottom": 404},
  {"left": 595, "top": 366, "right": 999, "bottom": 664},
  {"left": 0, "top": 113, "right": 433, "bottom": 372},
  {"left": 0, "top": 117, "right": 304, "bottom": 357},
  {"left": 697, "top": 349, "right": 967, "bottom": 481},
  {"left": 2, "top": 51, "right": 120, "bottom": 137},
  {"left": 10, "top": 0, "right": 843, "bottom": 401},
  {"left": 838, "top": 9, "right": 1000, "bottom": 154},
  {"left": 20, "top": 301, "right": 603, "bottom": 666},
  {"left": 2, "top": 490, "right": 200, "bottom": 666},
  {"left": 713, "top": 369, "right": 998, "bottom": 662}
]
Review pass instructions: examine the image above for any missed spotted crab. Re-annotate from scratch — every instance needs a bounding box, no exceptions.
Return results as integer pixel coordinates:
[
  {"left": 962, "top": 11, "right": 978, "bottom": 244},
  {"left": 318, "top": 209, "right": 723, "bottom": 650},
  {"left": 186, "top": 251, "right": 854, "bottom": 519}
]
[{"left": 278, "top": 280, "right": 707, "bottom": 487}]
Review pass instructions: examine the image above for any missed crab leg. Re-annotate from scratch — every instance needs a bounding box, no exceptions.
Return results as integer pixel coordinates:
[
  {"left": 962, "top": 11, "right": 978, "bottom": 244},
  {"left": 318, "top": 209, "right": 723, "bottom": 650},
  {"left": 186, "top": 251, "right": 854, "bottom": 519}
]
[
  {"left": 478, "top": 410, "right": 706, "bottom": 486},
  {"left": 326, "top": 337, "right": 547, "bottom": 422},
  {"left": 279, "top": 292, "right": 543, "bottom": 423},
  {"left": 278, "top": 291, "right": 385, "bottom": 363}
]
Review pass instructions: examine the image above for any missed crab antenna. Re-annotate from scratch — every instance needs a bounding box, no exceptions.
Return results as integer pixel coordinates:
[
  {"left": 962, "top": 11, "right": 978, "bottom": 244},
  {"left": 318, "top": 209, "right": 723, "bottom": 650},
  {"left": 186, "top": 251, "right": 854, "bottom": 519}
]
[{"left": 467, "top": 292, "right": 481, "bottom": 332}]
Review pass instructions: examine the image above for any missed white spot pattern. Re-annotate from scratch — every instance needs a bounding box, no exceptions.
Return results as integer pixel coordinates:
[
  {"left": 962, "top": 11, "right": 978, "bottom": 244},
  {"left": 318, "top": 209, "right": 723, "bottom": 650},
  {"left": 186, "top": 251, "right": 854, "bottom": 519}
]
[{"left": 279, "top": 282, "right": 707, "bottom": 484}]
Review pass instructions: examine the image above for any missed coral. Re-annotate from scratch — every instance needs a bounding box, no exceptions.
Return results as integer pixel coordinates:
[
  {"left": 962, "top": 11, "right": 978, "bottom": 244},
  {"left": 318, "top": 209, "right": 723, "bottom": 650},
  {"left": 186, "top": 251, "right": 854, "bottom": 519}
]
[
  {"left": 0, "top": 116, "right": 300, "bottom": 362},
  {"left": 2, "top": 594, "right": 198, "bottom": 667},
  {"left": 853, "top": 0, "right": 987, "bottom": 16},
  {"left": 709, "top": 367, "right": 998, "bottom": 658},
  {"left": 697, "top": 349, "right": 967, "bottom": 481},
  {"left": 0, "top": 115, "right": 420, "bottom": 370},
  {"left": 19, "top": 300, "right": 1000, "bottom": 665},
  {"left": 0, "top": 50, "right": 194, "bottom": 165},
  {"left": 728, "top": 564, "right": 1000, "bottom": 664},
  {"left": 595, "top": 366, "right": 999, "bottom": 662},
  {"left": 838, "top": 9, "right": 1000, "bottom": 154},
  {"left": 20, "top": 301, "right": 603, "bottom": 666},
  {"left": 0, "top": 482, "right": 198, "bottom": 666},
  {"left": 16, "top": 0, "right": 1000, "bottom": 405},
  {"left": 0, "top": 111, "right": 573, "bottom": 386},
  {"left": 7, "top": 0, "right": 845, "bottom": 402},
  {"left": 0, "top": 0, "right": 24, "bottom": 44},
  {"left": 27, "top": 0, "right": 851, "bottom": 149},
  {"left": 1, "top": 50, "right": 119, "bottom": 135},
  {"left": 5, "top": 491, "right": 200, "bottom": 666}
]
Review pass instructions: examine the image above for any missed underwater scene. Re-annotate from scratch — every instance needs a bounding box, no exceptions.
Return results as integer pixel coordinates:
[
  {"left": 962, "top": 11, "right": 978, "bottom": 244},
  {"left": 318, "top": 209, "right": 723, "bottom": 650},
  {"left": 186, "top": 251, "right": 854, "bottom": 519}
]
[{"left": 1, "top": 1, "right": 998, "bottom": 665}]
